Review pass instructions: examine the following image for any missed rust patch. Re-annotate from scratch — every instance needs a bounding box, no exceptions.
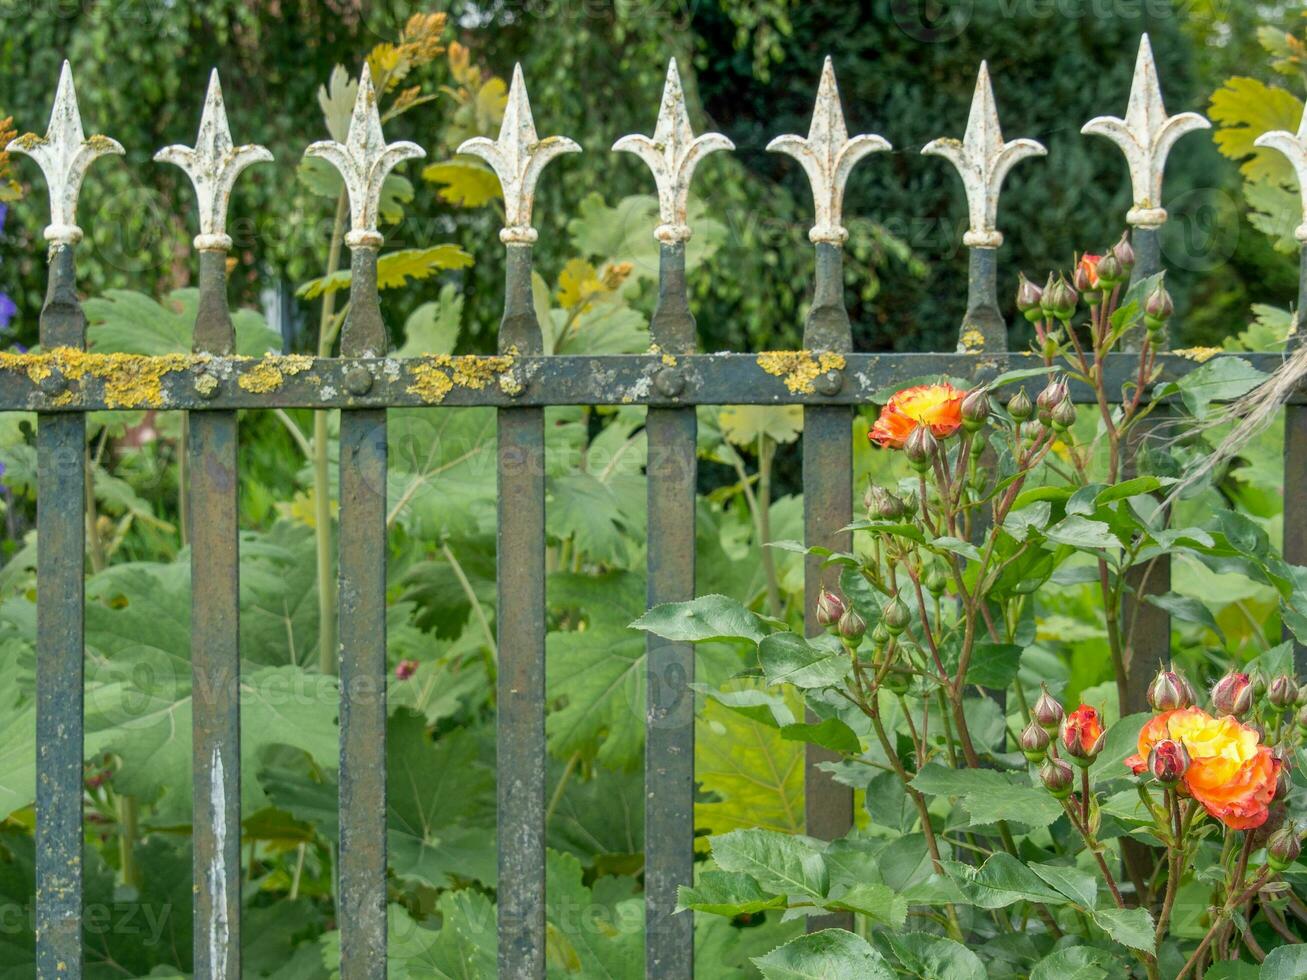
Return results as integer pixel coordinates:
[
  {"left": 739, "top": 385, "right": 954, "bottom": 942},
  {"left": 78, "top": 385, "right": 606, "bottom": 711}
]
[{"left": 756, "top": 350, "right": 846, "bottom": 395}]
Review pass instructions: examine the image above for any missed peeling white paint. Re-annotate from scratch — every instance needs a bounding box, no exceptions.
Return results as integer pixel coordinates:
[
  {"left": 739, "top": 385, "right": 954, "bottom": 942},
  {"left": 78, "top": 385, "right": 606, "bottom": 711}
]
[
  {"left": 1255, "top": 103, "right": 1307, "bottom": 244},
  {"left": 209, "top": 745, "right": 229, "bottom": 979}
]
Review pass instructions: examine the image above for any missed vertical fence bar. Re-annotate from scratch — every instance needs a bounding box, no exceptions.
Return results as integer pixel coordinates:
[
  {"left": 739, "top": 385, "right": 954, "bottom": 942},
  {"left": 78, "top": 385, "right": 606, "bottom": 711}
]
[
  {"left": 1121, "top": 229, "right": 1169, "bottom": 713},
  {"left": 803, "top": 243, "right": 854, "bottom": 928},
  {"left": 337, "top": 246, "right": 389, "bottom": 978},
  {"left": 189, "top": 249, "right": 243, "bottom": 979},
  {"left": 1284, "top": 246, "right": 1307, "bottom": 673},
  {"left": 645, "top": 242, "right": 697, "bottom": 976},
  {"left": 496, "top": 243, "right": 547, "bottom": 978},
  {"left": 35, "top": 243, "right": 87, "bottom": 979}
]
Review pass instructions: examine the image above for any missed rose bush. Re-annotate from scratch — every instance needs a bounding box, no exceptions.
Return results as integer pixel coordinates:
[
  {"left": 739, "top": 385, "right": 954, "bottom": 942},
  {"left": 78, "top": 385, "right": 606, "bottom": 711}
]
[{"left": 638, "top": 235, "right": 1307, "bottom": 977}]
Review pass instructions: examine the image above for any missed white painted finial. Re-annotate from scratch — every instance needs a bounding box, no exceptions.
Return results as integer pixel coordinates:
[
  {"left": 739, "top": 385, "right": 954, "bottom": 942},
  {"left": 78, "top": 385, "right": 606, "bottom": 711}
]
[
  {"left": 155, "top": 70, "right": 273, "bottom": 252},
  {"left": 1081, "top": 34, "right": 1210, "bottom": 228},
  {"left": 458, "top": 64, "right": 580, "bottom": 245},
  {"left": 1254, "top": 104, "right": 1307, "bottom": 244},
  {"left": 7, "top": 61, "right": 124, "bottom": 246},
  {"left": 613, "top": 58, "right": 734, "bottom": 244},
  {"left": 304, "top": 63, "right": 424, "bottom": 249},
  {"left": 922, "top": 61, "right": 1046, "bottom": 249},
  {"left": 767, "top": 57, "right": 890, "bottom": 245}
]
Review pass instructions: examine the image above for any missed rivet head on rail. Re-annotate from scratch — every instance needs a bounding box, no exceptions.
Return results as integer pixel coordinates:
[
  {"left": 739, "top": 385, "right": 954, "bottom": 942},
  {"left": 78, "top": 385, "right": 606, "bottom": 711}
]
[
  {"left": 194, "top": 370, "right": 220, "bottom": 399},
  {"left": 500, "top": 365, "right": 527, "bottom": 398},
  {"left": 816, "top": 368, "right": 844, "bottom": 396},
  {"left": 344, "top": 365, "right": 374, "bottom": 396},
  {"left": 38, "top": 373, "right": 67, "bottom": 397},
  {"left": 654, "top": 366, "right": 685, "bottom": 398}
]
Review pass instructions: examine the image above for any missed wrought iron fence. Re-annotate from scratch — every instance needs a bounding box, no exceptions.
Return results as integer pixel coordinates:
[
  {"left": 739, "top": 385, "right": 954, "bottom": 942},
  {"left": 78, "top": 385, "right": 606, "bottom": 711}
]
[{"left": 3, "top": 30, "right": 1307, "bottom": 980}]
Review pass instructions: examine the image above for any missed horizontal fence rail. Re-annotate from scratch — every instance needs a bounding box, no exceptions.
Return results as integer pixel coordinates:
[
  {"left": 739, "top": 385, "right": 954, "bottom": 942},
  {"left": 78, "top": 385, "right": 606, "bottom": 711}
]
[{"left": 3, "top": 28, "right": 1307, "bottom": 980}]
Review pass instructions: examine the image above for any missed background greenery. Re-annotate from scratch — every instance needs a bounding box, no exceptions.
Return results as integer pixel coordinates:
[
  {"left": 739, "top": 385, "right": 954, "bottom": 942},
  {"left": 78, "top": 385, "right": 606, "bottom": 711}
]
[{"left": 0, "top": 1, "right": 1302, "bottom": 977}]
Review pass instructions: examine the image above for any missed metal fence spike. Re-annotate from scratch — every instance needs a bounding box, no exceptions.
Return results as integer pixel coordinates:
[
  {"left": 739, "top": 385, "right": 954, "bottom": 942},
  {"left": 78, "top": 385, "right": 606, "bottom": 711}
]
[
  {"left": 922, "top": 61, "right": 1045, "bottom": 249},
  {"left": 1255, "top": 105, "right": 1307, "bottom": 245},
  {"left": 613, "top": 58, "right": 733, "bottom": 244},
  {"left": 767, "top": 57, "right": 889, "bottom": 245},
  {"left": 1082, "top": 33, "right": 1210, "bottom": 228},
  {"left": 458, "top": 64, "right": 580, "bottom": 245},
  {"left": 156, "top": 70, "right": 273, "bottom": 252},
  {"left": 7, "top": 60, "right": 123, "bottom": 246},
  {"left": 305, "top": 63, "right": 424, "bottom": 249}
]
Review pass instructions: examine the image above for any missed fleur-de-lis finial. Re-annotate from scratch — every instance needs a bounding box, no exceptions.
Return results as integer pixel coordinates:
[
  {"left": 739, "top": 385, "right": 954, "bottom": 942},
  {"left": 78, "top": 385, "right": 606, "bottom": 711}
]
[
  {"left": 7, "top": 60, "right": 123, "bottom": 245},
  {"left": 767, "top": 57, "right": 890, "bottom": 245},
  {"left": 1082, "top": 34, "right": 1210, "bottom": 228},
  {"left": 458, "top": 64, "right": 580, "bottom": 244},
  {"left": 305, "top": 63, "right": 424, "bottom": 248},
  {"left": 1255, "top": 105, "right": 1307, "bottom": 244},
  {"left": 614, "top": 59, "right": 734, "bottom": 245},
  {"left": 155, "top": 70, "right": 272, "bottom": 251},
  {"left": 922, "top": 61, "right": 1046, "bottom": 249}
]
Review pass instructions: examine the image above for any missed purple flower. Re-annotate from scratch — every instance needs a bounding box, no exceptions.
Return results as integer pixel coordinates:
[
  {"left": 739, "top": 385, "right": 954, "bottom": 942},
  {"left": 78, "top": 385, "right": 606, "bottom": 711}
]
[{"left": 0, "top": 293, "right": 15, "bottom": 331}]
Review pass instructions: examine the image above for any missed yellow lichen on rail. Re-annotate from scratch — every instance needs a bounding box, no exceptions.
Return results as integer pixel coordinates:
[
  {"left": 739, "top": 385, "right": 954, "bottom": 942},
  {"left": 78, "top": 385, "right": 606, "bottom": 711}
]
[
  {"left": 405, "top": 354, "right": 516, "bottom": 405},
  {"left": 756, "top": 350, "right": 846, "bottom": 394},
  {"left": 1174, "top": 346, "right": 1222, "bottom": 364},
  {"left": 0, "top": 347, "right": 198, "bottom": 407},
  {"left": 237, "top": 353, "right": 315, "bottom": 393}
]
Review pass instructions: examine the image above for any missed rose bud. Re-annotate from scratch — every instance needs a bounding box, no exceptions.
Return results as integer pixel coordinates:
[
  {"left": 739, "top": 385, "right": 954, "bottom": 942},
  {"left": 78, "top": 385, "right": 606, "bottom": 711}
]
[
  {"left": 1095, "top": 251, "right": 1124, "bottom": 286},
  {"left": 1050, "top": 398, "right": 1077, "bottom": 432},
  {"left": 1033, "top": 684, "right": 1065, "bottom": 733},
  {"left": 1041, "top": 274, "right": 1079, "bottom": 321},
  {"left": 1147, "top": 738, "right": 1190, "bottom": 785},
  {"left": 1143, "top": 281, "right": 1174, "bottom": 332},
  {"left": 924, "top": 566, "right": 948, "bottom": 596},
  {"left": 815, "top": 589, "right": 846, "bottom": 628},
  {"left": 1007, "top": 388, "right": 1034, "bottom": 422},
  {"left": 882, "top": 595, "right": 911, "bottom": 636},
  {"left": 961, "top": 388, "right": 991, "bottom": 432},
  {"left": 1211, "top": 671, "right": 1253, "bottom": 718},
  {"left": 1016, "top": 272, "right": 1044, "bottom": 322},
  {"left": 870, "top": 622, "right": 892, "bottom": 648},
  {"left": 1267, "top": 827, "right": 1302, "bottom": 872},
  {"left": 1036, "top": 378, "right": 1069, "bottom": 425},
  {"left": 1021, "top": 720, "right": 1051, "bottom": 762},
  {"left": 1111, "top": 231, "right": 1135, "bottom": 271},
  {"left": 1268, "top": 674, "right": 1299, "bottom": 710},
  {"left": 1040, "top": 757, "right": 1075, "bottom": 799},
  {"left": 395, "top": 659, "right": 418, "bottom": 681},
  {"left": 883, "top": 665, "right": 913, "bottom": 695},
  {"left": 904, "top": 425, "right": 938, "bottom": 471},
  {"left": 1148, "top": 667, "right": 1193, "bottom": 712},
  {"left": 837, "top": 606, "right": 867, "bottom": 643},
  {"left": 1061, "top": 704, "right": 1106, "bottom": 766}
]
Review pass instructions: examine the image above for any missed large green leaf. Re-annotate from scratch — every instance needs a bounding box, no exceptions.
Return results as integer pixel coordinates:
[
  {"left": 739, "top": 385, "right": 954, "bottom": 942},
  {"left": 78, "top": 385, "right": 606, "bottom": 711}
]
[
  {"left": 545, "top": 626, "right": 644, "bottom": 770},
  {"left": 883, "top": 932, "right": 987, "bottom": 980},
  {"left": 709, "top": 828, "right": 828, "bottom": 900},
  {"left": 758, "top": 632, "right": 851, "bottom": 689},
  {"left": 677, "top": 870, "right": 785, "bottom": 916},
  {"left": 1092, "top": 906, "right": 1155, "bottom": 954},
  {"left": 631, "top": 594, "right": 771, "bottom": 645},
  {"left": 909, "top": 763, "right": 1063, "bottom": 829},
  {"left": 85, "top": 288, "right": 280, "bottom": 356},
  {"left": 297, "top": 245, "right": 473, "bottom": 299},
  {"left": 753, "top": 929, "right": 894, "bottom": 980}
]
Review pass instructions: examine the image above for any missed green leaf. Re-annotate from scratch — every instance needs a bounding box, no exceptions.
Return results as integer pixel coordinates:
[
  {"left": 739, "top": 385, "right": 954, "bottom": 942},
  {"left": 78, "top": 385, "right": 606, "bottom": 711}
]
[
  {"left": 296, "top": 246, "right": 474, "bottom": 299},
  {"left": 85, "top": 288, "right": 280, "bottom": 356},
  {"left": 1260, "top": 944, "right": 1307, "bottom": 979},
  {"left": 719, "top": 404, "right": 804, "bottom": 447},
  {"left": 822, "top": 882, "right": 908, "bottom": 928},
  {"left": 753, "top": 929, "right": 895, "bottom": 980},
  {"left": 965, "top": 642, "right": 1023, "bottom": 689},
  {"left": 1089, "top": 713, "right": 1150, "bottom": 781},
  {"left": 1174, "top": 356, "right": 1267, "bottom": 419},
  {"left": 1092, "top": 906, "right": 1155, "bottom": 953},
  {"left": 396, "top": 283, "right": 462, "bottom": 357},
  {"left": 884, "top": 932, "right": 987, "bottom": 980},
  {"left": 421, "top": 158, "right": 503, "bottom": 207},
  {"left": 943, "top": 853, "right": 1067, "bottom": 909},
  {"left": 759, "top": 632, "right": 851, "bottom": 689},
  {"left": 1029, "top": 862, "right": 1098, "bottom": 909},
  {"left": 677, "top": 870, "right": 784, "bottom": 916},
  {"left": 0, "top": 690, "right": 34, "bottom": 822},
  {"left": 709, "top": 828, "right": 829, "bottom": 899},
  {"left": 545, "top": 627, "right": 644, "bottom": 769},
  {"left": 631, "top": 595, "right": 770, "bottom": 645},
  {"left": 1143, "top": 592, "right": 1224, "bottom": 640},
  {"left": 1096, "top": 476, "right": 1174, "bottom": 504},
  {"left": 779, "top": 717, "right": 861, "bottom": 753},
  {"left": 1029, "top": 946, "right": 1127, "bottom": 980},
  {"left": 1045, "top": 515, "right": 1121, "bottom": 550},
  {"left": 909, "top": 764, "right": 1063, "bottom": 829},
  {"left": 1210, "top": 76, "right": 1304, "bottom": 182}
]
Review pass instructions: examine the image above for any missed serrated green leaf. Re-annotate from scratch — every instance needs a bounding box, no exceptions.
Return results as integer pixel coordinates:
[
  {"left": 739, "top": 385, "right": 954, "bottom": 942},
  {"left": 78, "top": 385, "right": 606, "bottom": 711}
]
[
  {"left": 759, "top": 632, "right": 851, "bottom": 689},
  {"left": 710, "top": 828, "right": 828, "bottom": 900},
  {"left": 545, "top": 626, "right": 644, "bottom": 770},
  {"left": 677, "top": 870, "right": 784, "bottom": 916},
  {"left": 297, "top": 246, "right": 474, "bottom": 299},
  {"left": 631, "top": 595, "right": 770, "bottom": 645},
  {"left": 884, "top": 932, "right": 986, "bottom": 980},
  {"left": 753, "top": 929, "right": 895, "bottom": 980},
  {"left": 1209, "top": 77, "right": 1303, "bottom": 181},
  {"left": 421, "top": 158, "right": 503, "bottom": 207},
  {"left": 396, "top": 283, "right": 462, "bottom": 357},
  {"left": 779, "top": 717, "right": 860, "bottom": 753},
  {"left": 1092, "top": 906, "right": 1155, "bottom": 953}
]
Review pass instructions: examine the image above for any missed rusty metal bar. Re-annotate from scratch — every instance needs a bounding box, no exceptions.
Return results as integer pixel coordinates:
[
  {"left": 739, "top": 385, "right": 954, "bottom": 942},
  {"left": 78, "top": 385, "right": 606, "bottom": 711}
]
[
  {"left": 337, "top": 246, "right": 389, "bottom": 979},
  {"left": 1285, "top": 245, "right": 1307, "bottom": 673},
  {"left": 644, "top": 241, "right": 697, "bottom": 978},
  {"left": 496, "top": 242, "right": 547, "bottom": 979},
  {"left": 35, "top": 243, "right": 87, "bottom": 979},
  {"left": 802, "top": 243, "right": 854, "bottom": 931},
  {"left": 190, "top": 248, "right": 243, "bottom": 980}
]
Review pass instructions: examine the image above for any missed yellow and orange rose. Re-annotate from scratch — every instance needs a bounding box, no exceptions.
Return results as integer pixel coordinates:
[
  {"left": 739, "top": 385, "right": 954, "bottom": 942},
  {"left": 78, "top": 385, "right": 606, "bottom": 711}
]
[
  {"left": 1125, "top": 706, "right": 1279, "bottom": 830},
  {"left": 869, "top": 382, "right": 965, "bottom": 449}
]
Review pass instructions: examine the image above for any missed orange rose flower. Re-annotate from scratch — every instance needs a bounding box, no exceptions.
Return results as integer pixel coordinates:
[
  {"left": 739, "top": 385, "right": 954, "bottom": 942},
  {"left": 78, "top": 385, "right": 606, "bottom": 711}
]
[
  {"left": 1077, "top": 253, "right": 1101, "bottom": 289},
  {"left": 1061, "top": 704, "right": 1105, "bottom": 761},
  {"left": 869, "top": 382, "right": 965, "bottom": 449},
  {"left": 1124, "top": 706, "right": 1280, "bottom": 830}
]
